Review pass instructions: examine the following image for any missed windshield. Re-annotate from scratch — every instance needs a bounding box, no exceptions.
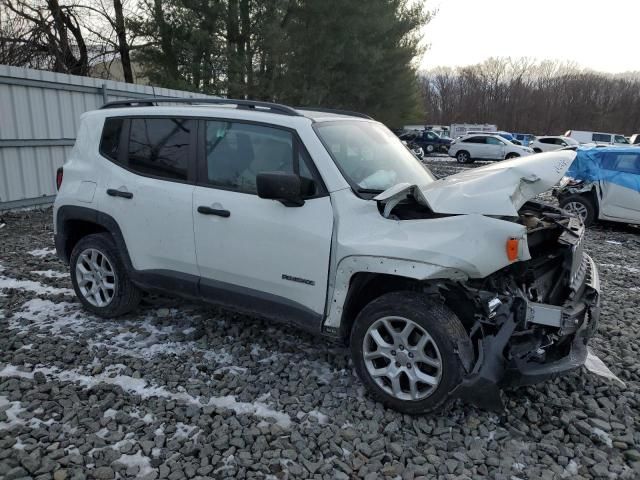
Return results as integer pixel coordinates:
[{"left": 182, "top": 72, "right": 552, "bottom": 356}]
[
  {"left": 614, "top": 135, "right": 629, "bottom": 144},
  {"left": 314, "top": 121, "right": 435, "bottom": 193}
]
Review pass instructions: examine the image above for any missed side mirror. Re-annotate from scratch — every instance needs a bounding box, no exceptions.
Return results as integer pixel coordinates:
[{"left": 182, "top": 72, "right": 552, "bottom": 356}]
[{"left": 257, "top": 172, "right": 304, "bottom": 207}]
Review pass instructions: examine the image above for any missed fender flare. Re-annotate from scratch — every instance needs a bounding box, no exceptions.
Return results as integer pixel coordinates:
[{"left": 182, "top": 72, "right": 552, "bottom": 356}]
[
  {"left": 55, "top": 205, "right": 134, "bottom": 272},
  {"left": 322, "top": 255, "right": 469, "bottom": 333}
]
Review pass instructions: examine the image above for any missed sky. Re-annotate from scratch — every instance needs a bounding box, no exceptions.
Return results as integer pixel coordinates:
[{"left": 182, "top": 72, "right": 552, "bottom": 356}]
[{"left": 420, "top": 0, "right": 640, "bottom": 73}]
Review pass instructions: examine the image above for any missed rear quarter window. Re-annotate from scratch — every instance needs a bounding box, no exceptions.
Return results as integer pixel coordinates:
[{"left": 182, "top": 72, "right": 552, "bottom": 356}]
[{"left": 99, "top": 118, "right": 124, "bottom": 163}]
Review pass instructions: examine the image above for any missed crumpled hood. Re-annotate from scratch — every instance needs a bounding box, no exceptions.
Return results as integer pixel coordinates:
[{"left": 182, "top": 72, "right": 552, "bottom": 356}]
[{"left": 375, "top": 150, "right": 577, "bottom": 216}]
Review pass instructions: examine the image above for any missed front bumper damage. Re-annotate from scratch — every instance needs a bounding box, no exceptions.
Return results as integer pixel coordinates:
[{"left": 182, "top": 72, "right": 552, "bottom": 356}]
[{"left": 452, "top": 252, "right": 600, "bottom": 411}]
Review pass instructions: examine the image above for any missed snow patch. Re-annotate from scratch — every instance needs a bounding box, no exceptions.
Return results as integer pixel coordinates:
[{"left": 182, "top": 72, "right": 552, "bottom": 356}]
[
  {"left": 2, "top": 364, "right": 292, "bottom": 428},
  {"left": 103, "top": 409, "right": 118, "bottom": 419},
  {"left": 9, "top": 299, "right": 85, "bottom": 335},
  {"left": 592, "top": 427, "right": 613, "bottom": 447},
  {"left": 115, "top": 451, "right": 155, "bottom": 477},
  {"left": 0, "top": 395, "right": 54, "bottom": 430},
  {"left": 512, "top": 462, "right": 526, "bottom": 472},
  {"left": 32, "top": 270, "right": 69, "bottom": 279},
  {"left": 297, "top": 409, "right": 328, "bottom": 425},
  {"left": 0, "top": 365, "right": 35, "bottom": 379},
  {"left": 0, "top": 276, "right": 73, "bottom": 296},
  {"left": 564, "top": 460, "right": 579, "bottom": 476},
  {"left": 28, "top": 247, "right": 56, "bottom": 258}
]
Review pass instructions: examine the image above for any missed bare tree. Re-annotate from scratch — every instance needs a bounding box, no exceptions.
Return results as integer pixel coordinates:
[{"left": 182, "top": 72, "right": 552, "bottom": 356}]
[
  {"left": 420, "top": 57, "right": 640, "bottom": 134},
  {"left": 3, "top": 0, "right": 89, "bottom": 75}
]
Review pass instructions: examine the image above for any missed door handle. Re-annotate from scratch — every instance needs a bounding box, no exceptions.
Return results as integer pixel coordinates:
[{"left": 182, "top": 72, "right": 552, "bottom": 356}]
[
  {"left": 197, "top": 206, "right": 230, "bottom": 217},
  {"left": 107, "top": 189, "right": 133, "bottom": 199}
]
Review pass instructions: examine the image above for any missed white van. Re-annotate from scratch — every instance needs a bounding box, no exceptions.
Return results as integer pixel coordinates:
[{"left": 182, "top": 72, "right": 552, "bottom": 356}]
[{"left": 565, "top": 130, "right": 629, "bottom": 146}]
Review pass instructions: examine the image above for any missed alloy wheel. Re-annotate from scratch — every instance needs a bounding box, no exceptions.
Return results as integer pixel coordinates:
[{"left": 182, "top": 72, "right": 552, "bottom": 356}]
[
  {"left": 75, "top": 248, "right": 116, "bottom": 307},
  {"left": 565, "top": 201, "right": 588, "bottom": 222},
  {"left": 363, "top": 316, "right": 442, "bottom": 401}
]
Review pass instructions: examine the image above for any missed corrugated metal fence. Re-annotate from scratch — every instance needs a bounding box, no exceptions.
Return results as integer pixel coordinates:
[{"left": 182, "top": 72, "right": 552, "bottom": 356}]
[{"left": 0, "top": 65, "right": 211, "bottom": 209}]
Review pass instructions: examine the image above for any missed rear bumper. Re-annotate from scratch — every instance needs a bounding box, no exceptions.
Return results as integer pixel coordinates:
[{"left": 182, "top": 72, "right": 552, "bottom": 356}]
[{"left": 452, "top": 254, "right": 600, "bottom": 410}]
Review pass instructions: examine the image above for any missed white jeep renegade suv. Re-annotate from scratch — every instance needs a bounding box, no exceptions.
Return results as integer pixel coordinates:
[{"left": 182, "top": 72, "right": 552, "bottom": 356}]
[{"left": 54, "top": 98, "right": 600, "bottom": 413}]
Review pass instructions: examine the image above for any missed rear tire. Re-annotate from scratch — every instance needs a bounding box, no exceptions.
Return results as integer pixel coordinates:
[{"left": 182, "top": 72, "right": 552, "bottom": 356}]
[
  {"left": 559, "top": 194, "right": 596, "bottom": 226},
  {"left": 533, "top": 148, "right": 542, "bottom": 153},
  {"left": 70, "top": 233, "right": 141, "bottom": 317},
  {"left": 456, "top": 151, "right": 473, "bottom": 164},
  {"left": 350, "top": 291, "right": 472, "bottom": 414},
  {"left": 425, "top": 144, "right": 435, "bottom": 154}
]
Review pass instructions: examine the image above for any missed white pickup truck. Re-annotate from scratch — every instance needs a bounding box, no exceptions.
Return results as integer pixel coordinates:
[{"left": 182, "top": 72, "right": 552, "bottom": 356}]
[{"left": 53, "top": 99, "right": 600, "bottom": 413}]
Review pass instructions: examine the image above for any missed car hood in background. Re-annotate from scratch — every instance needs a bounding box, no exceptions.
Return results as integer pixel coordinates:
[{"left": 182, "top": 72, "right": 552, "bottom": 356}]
[{"left": 375, "top": 150, "right": 577, "bottom": 216}]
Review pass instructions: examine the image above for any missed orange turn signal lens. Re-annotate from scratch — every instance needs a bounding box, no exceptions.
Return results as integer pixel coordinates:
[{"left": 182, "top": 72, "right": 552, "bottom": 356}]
[{"left": 506, "top": 238, "right": 519, "bottom": 262}]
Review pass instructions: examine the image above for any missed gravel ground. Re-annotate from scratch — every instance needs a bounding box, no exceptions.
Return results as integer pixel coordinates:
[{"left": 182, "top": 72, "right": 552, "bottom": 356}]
[{"left": 1, "top": 157, "right": 639, "bottom": 480}]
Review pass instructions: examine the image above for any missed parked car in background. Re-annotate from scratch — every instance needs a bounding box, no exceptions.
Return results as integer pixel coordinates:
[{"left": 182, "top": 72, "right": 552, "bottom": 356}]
[
  {"left": 555, "top": 146, "right": 640, "bottom": 226},
  {"left": 399, "top": 129, "right": 451, "bottom": 154},
  {"left": 449, "top": 123, "right": 497, "bottom": 139},
  {"left": 448, "top": 134, "right": 534, "bottom": 163},
  {"left": 565, "top": 130, "right": 629, "bottom": 146},
  {"left": 530, "top": 136, "right": 579, "bottom": 153},
  {"left": 629, "top": 134, "right": 640, "bottom": 145},
  {"left": 466, "top": 131, "right": 516, "bottom": 143},
  {"left": 512, "top": 133, "right": 535, "bottom": 146}
]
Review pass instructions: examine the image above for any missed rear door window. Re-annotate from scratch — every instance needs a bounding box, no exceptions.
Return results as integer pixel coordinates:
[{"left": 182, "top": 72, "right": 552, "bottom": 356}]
[
  {"left": 127, "top": 118, "right": 193, "bottom": 181},
  {"left": 463, "top": 136, "right": 486, "bottom": 144},
  {"left": 614, "top": 154, "right": 640, "bottom": 174},
  {"left": 601, "top": 153, "right": 640, "bottom": 174}
]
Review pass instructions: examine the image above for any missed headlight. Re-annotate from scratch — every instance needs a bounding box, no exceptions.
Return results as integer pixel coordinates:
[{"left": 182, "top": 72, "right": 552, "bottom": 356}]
[{"left": 559, "top": 176, "right": 583, "bottom": 188}]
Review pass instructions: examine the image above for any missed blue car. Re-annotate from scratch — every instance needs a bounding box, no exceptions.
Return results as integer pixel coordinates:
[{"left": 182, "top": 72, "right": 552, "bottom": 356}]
[
  {"left": 553, "top": 146, "right": 640, "bottom": 226},
  {"left": 512, "top": 133, "right": 535, "bottom": 146}
]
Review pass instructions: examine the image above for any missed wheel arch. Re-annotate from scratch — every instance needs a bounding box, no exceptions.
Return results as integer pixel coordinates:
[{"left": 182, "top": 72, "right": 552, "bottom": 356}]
[
  {"left": 322, "top": 256, "right": 469, "bottom": 341},
  {"left": 558, "top": 187, "right": 600, "bottom": 219},
  {"left": 55, "top": 206, "right": 133, "bottom": 271}
]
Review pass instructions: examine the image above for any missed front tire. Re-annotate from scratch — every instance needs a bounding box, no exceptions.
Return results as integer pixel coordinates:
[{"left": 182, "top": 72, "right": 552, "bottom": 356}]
[
  {"left": 505, "top": 152, "right": 520, "bottom": 159},
  {"left": 559, "top": 194, "right": 596, "bottom": 226},
  {"left": 70, "top": 233, "right": 141, "bottom": 317},
  {"left": 350, "top": 291, "right": 472, "bottom": 414}
]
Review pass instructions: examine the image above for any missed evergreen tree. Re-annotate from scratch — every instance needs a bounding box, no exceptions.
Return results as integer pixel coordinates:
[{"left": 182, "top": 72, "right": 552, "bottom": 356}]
[{"left": 130, "top": 0, "right": 431, "bottom": 126}]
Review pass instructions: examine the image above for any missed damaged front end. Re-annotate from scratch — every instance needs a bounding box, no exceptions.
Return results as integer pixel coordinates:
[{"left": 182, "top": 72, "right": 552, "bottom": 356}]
[{"left": 448, "top": 201, "right": 600, "bottom": 410}]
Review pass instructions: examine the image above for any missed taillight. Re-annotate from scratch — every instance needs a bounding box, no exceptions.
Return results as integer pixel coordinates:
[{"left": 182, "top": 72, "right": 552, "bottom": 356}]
[{"left": 56, "top": 167, "right": 64, "bottom": 191}]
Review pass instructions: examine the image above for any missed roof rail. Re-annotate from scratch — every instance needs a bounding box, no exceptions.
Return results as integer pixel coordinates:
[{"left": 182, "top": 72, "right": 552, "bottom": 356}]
[
  {"left": 100, "top": 97, "right": 302, "bottom": 117},
  {"left": 295, "top": 106, "right": 373, "bottom": 120}
]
